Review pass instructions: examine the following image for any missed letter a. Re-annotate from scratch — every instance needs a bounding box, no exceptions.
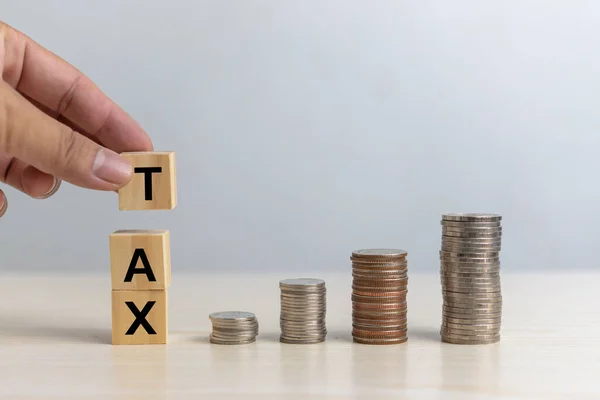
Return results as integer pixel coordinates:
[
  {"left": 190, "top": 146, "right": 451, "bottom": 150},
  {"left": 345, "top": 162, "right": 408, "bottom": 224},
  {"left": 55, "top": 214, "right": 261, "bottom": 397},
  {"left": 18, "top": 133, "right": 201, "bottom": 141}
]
[{"left": 124, "top": 248, "right": 157, "bottom": 282}]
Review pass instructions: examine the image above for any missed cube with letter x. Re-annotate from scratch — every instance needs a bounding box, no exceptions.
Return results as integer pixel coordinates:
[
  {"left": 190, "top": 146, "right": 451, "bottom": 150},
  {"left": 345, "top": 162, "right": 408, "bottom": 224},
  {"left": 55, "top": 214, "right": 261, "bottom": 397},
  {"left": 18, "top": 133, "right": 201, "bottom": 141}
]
[{"left": 112, "top": 290, "right": 167, "bottom": 345}]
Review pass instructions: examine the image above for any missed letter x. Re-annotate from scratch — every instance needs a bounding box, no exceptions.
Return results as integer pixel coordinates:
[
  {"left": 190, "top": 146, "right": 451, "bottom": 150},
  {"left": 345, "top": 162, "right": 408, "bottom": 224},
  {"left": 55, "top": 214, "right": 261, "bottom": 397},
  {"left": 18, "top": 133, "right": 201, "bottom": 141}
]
[{"left": 125, "top": 301, "right": 157, "bottom": 335}]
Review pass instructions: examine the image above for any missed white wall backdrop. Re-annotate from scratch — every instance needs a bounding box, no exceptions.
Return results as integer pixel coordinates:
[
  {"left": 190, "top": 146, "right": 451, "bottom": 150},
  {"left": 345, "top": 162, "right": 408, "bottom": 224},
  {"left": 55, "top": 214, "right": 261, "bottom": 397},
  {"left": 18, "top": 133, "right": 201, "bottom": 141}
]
[{"left": 1, "top": 1, "right": 599, "bottom": 272}]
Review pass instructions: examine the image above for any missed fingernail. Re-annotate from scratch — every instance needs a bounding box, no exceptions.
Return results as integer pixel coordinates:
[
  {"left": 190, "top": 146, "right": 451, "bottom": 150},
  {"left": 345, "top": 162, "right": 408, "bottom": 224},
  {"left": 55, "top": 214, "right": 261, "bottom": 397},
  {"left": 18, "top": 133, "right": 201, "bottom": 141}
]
[
  {"left": 92, "top": 149, "right": 132, "bottom": 185},
  {"left": 0, "top": 195, "right": 7, "bottom": 218},
  {"left": 37, "top": 177, "right": 61, "bottom": 199}
]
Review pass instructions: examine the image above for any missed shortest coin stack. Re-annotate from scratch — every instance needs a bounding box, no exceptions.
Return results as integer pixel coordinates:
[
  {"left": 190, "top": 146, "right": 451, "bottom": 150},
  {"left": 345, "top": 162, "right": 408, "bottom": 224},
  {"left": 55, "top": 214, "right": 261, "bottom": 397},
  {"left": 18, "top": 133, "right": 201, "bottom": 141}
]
[
  {"left": 351, "top": 249, "right": 408, "bottom": 345},
  {"left": 279, "top": 278, "right": 327, "bottom": 344},
  {"left": 209, "top": 311, "right": 259, "bottom": 345}
]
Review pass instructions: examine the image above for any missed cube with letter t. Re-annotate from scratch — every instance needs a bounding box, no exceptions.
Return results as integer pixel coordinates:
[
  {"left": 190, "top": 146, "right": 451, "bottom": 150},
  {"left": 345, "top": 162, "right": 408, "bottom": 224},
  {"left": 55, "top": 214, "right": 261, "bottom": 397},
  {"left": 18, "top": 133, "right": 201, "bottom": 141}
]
[{"left": 118, "top": 151, "right": 177, "bottom": 210}]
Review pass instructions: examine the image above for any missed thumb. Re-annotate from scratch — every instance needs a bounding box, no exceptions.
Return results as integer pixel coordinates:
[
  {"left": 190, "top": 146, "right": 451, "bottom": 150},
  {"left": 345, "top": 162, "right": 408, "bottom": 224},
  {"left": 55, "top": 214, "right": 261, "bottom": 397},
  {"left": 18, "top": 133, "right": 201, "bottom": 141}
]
[{"left": 0, "top": 81, "right": 133, "bottom": 191}]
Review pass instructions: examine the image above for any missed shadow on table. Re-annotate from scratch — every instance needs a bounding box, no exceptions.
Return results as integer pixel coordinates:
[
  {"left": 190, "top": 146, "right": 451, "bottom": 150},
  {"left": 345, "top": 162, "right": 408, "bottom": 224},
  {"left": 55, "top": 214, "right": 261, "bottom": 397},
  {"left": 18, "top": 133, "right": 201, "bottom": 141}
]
[{"left": 0, "top": 315, "right": 111, "bottom": 344}]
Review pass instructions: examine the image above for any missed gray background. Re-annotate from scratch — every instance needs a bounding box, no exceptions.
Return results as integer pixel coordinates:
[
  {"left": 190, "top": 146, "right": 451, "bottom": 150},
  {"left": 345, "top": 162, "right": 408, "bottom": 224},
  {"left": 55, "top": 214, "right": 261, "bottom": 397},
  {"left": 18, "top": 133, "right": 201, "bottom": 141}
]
[{"left": 1, "top": 1, "right": 598, "bottom": 273}]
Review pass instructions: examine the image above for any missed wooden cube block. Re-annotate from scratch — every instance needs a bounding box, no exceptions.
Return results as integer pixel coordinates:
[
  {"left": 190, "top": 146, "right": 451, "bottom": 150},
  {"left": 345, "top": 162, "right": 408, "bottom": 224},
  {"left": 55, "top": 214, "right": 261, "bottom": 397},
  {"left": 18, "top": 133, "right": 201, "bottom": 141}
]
[
  {"left": 118, "top": 151, "right": 177, "bottom": 210},
  {"left": 110, "top": 229, "right": 171, "bottom": 291},
  {"left": 112, "top": 289, "right": 168, "bottom": 345}
]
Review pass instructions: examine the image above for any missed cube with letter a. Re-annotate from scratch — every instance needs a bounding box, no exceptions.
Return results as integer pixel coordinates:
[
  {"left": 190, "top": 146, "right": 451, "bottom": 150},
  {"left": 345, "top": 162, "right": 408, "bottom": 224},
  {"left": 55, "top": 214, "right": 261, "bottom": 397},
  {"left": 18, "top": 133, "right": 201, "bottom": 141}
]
[
  {"left": 109, "top": 229, "right": 171, "bottom": 290},
  {"left": 118, "top": 151, "right": 177, "bottom": 210},
  {"left": 112, "top": 289, "right": 168, "bottom": 345}
]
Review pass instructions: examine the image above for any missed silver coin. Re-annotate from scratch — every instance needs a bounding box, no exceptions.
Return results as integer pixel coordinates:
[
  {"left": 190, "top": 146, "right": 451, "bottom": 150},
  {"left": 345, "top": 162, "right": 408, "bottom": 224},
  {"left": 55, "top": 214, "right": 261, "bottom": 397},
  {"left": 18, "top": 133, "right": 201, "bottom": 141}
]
[
  {"left": 441, "top": 239, "right": 502, "bottom": 245},
  {"left": 210, "top": 337, "right": 257, "bottom": 345},
  {"left": 280, "top": 327, "right": 327, "bottom": 334},
  {"left": 280, "top": 298, "right": 326, "bottom": 304},
  {"left": 440, "top": 328, "right": 500, "bottom": 337},
  {"left": 280, "top": 321, "right": 326, "bottom": 328},
  {"left": 281, "top": 331, "right": 327, "bottom": 337},
  {"left": 441, "top": 336, "right": 500, "bottom": 345},
  {"left": 443, "top": 290, "right": 502, "bottom": 296},
  {"left": 440, "top": 256, "right": 500, "bottom": 264},
  {"left": 210, "top": 325, "right": 258, "bottom": 332},
  {"left": 443, "top": 314, "right": 501, "bottom": 323},
  {"left": 440, "top": 249, "right": 500, "bottom": 257},
  {"left": 280, "top": 306, "right": 326, "bottom": 312},
  {"left": 443, "top": 302, "right": 502, "bottom": 309},
  {"left": 442, "top": 213, "right": 502, "bottom": 222},
  {"left": 211, "top": 318, "right": 259, "bottom": 324},
  {"left": 440, "top": 328, "right": 501, "bottom": 338},
  {"left": 441, "top": 245, "right": 502, "bottom": 252},
  {"left": 280, "top": 338, "right": 326, "bottom": 344},
  {"left": 443, "top": 314, "right": 502, "bottom": 323},
  {"left": 440, "top": 263, "right": 501, "bottom": 270},
  {"left": 442, "top": 229, "right": 503, "bottom": 237},
  {"left": 442, "top": 228, "right": 502, "bottom": 235},
  {"left": 441, "top": 284, "right": 502, "bottom": 292},
  {"left": 441, "top": 270, "right": 500, "bottom": 278},
  {"left": 441, "top": 281, "right": 501, "bottom": 289},
  {"left": 442, "top": 235, "right": 502, "bottom": 242},
  {"left": 441, "top": 220, "right": 502, "bottom": 228},
  {"left": 209, "top": 311, "right": 256, "bottom": 321},
  {"left": 280, "top": 312, "right": 326, "bottom": 319},
  {"left": 442, "top": 233, "right": 502, "bottom": 240},
  {"left": 211, "top": 333, "right": 259, "bottom": 341},
  {"left": 443, "top": 297, "right": 502, "bottom": 305},
  {"left": 442, "top": 320, "right": 502, "bottom": 329},
  {"left": 442, "top": 228, "right": 503, "bottom": 236},
  {"left": 280, "top": 337, "right": 326, "bottom": 344},
  {"left": 280, "top": 328, "right": 327, "bottom": 335},
  {"left": 352, "top": 249, "right": 408, "bottom": 258},
  {"left": 280, "top": 278, "right": 325, "bottom": 287},
  {"left": 440, "top": 266, "right": 501, "bottom": 274},
  {"left": 443, "top": 306, "right": 502, "bottom": 315},
  {"left": 441, "top": 278, "right": 501, "bottom": 286},
  {"left": 443, "top": 303, "right": 502, "bottom": 311},
  {"left": 440, "top": 268, "right": 501, "bottom": 275},
  {"left": 441, "top": 323, "right": 502, "bottom": 332},
  {"left": 441, "top": 246, "right": 502, "bottom": 253},
  {"left": 441, "top": 280, "right": 501, "bottom": 288}
]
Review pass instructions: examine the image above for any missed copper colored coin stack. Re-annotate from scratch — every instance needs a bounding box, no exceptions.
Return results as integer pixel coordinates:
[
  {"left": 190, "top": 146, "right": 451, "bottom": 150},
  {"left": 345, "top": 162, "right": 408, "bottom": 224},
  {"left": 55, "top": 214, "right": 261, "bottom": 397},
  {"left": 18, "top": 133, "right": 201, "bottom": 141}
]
[{"left": 351, "top": 249, "right": 408, "bottom": 345}]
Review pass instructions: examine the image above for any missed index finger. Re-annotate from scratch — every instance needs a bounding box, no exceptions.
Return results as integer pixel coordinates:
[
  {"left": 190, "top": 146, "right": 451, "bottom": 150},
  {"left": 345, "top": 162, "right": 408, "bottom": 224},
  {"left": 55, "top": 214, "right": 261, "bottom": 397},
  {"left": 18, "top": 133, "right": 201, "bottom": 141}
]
[{"left": 2, "top": 22, "right": 153, "bottom": 153}]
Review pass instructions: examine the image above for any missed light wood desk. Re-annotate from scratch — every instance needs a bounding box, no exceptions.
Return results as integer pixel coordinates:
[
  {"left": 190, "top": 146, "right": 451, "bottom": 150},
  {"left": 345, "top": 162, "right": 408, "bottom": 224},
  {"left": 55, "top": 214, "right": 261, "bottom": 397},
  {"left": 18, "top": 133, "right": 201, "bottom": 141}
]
[{"left": 0, "top": 271, "right": 596, "bottom": 399}]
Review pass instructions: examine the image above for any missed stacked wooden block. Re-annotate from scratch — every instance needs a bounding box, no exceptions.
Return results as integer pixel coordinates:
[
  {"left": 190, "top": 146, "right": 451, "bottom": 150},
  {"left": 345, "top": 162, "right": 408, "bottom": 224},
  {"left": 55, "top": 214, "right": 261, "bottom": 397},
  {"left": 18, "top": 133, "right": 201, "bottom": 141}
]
[{"left": 110, "top": 152, "right": 177, "bottom": 345}]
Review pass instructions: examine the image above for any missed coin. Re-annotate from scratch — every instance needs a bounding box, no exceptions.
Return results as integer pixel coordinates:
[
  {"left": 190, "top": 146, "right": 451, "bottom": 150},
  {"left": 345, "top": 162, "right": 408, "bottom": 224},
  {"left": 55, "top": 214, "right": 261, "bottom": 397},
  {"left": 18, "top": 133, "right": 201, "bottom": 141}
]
[
  {"left": 442, "top": 230, "right": 502, "bottom": 238},
  {"left": 442, "top": 213, "right": 502, "bottom": 222},
  {"left": 441, "top": 334, "right": 500, "bottom": 345},
  {"left": 352, "top": 249, "right": 408, "bottom": 259}
]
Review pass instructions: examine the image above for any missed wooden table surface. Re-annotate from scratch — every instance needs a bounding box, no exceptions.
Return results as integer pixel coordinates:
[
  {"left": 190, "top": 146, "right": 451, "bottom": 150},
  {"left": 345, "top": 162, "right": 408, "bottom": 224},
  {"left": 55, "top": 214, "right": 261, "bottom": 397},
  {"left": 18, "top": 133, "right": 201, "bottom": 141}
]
[{"left": 0, "top": 271, "right": 597, "bottom": 399}]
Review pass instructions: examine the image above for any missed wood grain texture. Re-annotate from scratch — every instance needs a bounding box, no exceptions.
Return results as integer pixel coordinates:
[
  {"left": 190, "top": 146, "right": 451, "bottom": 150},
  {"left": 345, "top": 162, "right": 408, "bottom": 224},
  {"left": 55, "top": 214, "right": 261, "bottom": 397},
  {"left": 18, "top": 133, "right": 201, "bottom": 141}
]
[
  {"left": 0, "top": 272, "right": 596, "bottom": 399},
  {"left": 111, "top": 289, "right": 168, "bottom": 345},
  {"left": 109, "top": 229, "right": 171, "bottom": 290},
  {"left": 118, "top": 151, "right": 177, "bottom": 210}
]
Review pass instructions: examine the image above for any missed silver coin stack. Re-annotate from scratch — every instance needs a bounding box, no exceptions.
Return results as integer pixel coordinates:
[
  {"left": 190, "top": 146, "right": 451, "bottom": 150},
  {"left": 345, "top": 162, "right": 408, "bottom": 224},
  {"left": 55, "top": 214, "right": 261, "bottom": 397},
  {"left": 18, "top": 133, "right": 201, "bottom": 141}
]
[
  {"left": 208, "top": 311, "right": 259, "bottom": 345},
  {"left": 279, "top": 278, "right": 327, "bottom": 344},
  {"left": 439, "top": 213, "right": 502, "bottom": 345}
]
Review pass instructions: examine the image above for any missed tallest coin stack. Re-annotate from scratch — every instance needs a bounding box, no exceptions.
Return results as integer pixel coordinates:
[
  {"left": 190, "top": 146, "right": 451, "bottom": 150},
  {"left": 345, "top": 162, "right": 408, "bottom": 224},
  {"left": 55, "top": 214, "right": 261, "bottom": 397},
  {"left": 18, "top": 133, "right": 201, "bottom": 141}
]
[{"left": 439, "top": 213, "right": 503, "bottom": 345}]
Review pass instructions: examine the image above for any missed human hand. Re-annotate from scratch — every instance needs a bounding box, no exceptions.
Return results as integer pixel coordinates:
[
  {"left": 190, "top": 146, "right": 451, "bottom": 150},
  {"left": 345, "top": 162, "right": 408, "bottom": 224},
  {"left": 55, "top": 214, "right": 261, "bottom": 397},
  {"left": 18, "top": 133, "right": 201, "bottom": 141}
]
[{"left": 0, "top": 21, "right": 153, "bottom": 219}]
